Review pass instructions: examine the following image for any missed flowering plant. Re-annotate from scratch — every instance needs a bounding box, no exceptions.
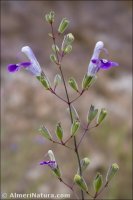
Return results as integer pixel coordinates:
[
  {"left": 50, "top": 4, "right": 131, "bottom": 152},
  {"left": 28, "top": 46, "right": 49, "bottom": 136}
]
[{"left": 8, "top": 11, "right": 119, "bottom": 200}]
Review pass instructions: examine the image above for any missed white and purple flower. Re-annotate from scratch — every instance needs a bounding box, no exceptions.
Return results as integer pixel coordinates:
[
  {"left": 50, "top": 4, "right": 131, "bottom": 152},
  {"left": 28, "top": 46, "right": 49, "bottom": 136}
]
[
  {"left": 87, "top": 41, "right": 119, "bottom": 76},
  {"left": 40, "top": 150, "right": 57, "bottom": 170},
  {"left": 7, "top": 46, "right": 42, "bottom": 76}
]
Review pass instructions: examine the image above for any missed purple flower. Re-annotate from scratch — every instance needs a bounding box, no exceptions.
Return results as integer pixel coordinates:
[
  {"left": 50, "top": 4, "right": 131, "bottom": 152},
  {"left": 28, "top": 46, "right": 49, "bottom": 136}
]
[
  {"left": 87, "top": 41, "right": 119, "bottom": 76},
  {"left": 40, "top": 160, "right": 56, "bottom": 168},
  {"left": 7, "top": 46, "right": 42, "bottom": 76},
  {"left": 40, "top": 150, "right": 57, "bottom": 170}
]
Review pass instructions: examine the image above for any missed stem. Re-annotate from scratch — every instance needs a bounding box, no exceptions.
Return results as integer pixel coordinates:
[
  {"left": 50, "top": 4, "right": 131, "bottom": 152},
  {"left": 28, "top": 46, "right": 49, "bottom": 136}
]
[
  {"left": 59, "top": 66, "right": 84, "bottom": 200},
  {"left": 50, "top": 88, "right": 68, "bottom": 103},
  {"left": 77, "top": 124, "right": 89, "bottom": 149},
  {"left": 50, "top": 22, "right": 84, "bottom": 200},
  {"left": 70, "top": 90, "right": 85, "bottom": 104},
  {"left": 51, "top": 140, "right": 74, "bottom": 151}
]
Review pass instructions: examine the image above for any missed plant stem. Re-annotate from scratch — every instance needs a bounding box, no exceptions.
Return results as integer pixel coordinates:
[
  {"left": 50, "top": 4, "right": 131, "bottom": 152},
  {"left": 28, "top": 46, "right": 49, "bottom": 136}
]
[
  {"left": 93, "top": 182, "right": 108, "bottom": 199},
  {"left": 50, "top": 22, "right": 84, "bottom": 200},
  {"left": 77, "top": 124, "right": 89, "bottom": 149}
]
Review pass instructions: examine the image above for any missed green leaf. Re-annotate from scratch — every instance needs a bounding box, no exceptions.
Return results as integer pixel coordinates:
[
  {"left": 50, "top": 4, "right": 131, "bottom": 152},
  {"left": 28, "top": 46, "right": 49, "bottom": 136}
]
[
  {"left": 68, "top": 77, "right": 79, "bottom": 92},
  {"left": 71, "top": 120, "right": 80, "bottom": 136},
  {"left": 38, "top": 126, "right": 52, "bottom": 140},
  {"left": 78, "top": 158, "right": 90, "bottom": 174},
  {"left": 56, "top": 123, "right": 63, "bottom": 141},
  {"left": 37, "top": 75, "right": 51, "bottom": 90},
  {"left": 93, "top": 173, "right": 103, "bottom": 193},
  {"left": 82, "top": 74, "right": 96, "bottom": 90},
  {"left": 54, "top": 74, "right": 61, "bottom": 88},
  {"left": 87, "top": 105, "right": 98, "bottom": 123},
  {"left": 45, "top": 11, "right": 55, "bottom": 23},
  {"left": 58, "top": 18, "right": 69, "bottom": 34},
  {"left": 97, "top": 108, "right": 107, "bottom": 125},
  {"left": 52, "top": 44, "right": 59, "bottom": 53},
  {"left": 74, "top": 174, "right": 88, "bottom": 192},
  {"left": 106, "top": 163, "right": 119, "bottom": 182},
  {"left": 64, "top": 45, "right": 72, "bottom": 54},
  {"left": 50, "top": 54, "right": 57, "bottom": 64},
  {"left": 71, "top": 105, "right": 79, "bottom": 121}
]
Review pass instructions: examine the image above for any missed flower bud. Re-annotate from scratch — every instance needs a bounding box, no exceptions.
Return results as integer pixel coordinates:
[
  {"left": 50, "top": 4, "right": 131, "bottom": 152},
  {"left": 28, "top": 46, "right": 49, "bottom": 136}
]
[
  {"left": 82, "top": 74, "right": 96, "bottom": 90},
  {"left": 52, "top": 44, "right": 59, "bottom": 53},
  {"left": 106, "top": 163, "right": 119, "bottom": 182},
  {"left": 45, "top": 11, "right": 55, "bottom": 24},
  {"left": 50, "top": 54, "right": 57, "bottom": 64},
  {"left": 64, "top": 45, "right": 72, "bottom": 54},
  {"left": 93, "top": 173, "right": 103, "bottom": 193},
  {"left": 87, "top": 105, "right": 98, "bottom": 123},
  {"left": 61, "top": 33, "right": 74, "bottom": 51},
  {"left": 38, "top": 126, "right": 52, "bottom": 140},
  {"left": 58, "top": 18, "right": 69, "bottom": 34},
  {"left": 68, "top": 77, "right": 78, "bottom": 92},
  {"left": 78, "top": 158, "right": 90, "bottom": 174},
  {"left": 48, "top": 150, "right": 61, "bottom": 178},
  {"left": 56, "top": 123, "right": 63, "bottom": 141},
  {"left": 71, "top": 120, "right": 80, "bottom": 136},
  {"left": 74, "top": 174, "right": 88, "bottom": 192},
  {"left": 37, "top": 75, "right": 51, "bottom": 90},
  {"left": 97, "top": 108, "right": 107, "bottom": 125},
  {"left": 54, "top": 74, "right": 61, "bottom": 88}
]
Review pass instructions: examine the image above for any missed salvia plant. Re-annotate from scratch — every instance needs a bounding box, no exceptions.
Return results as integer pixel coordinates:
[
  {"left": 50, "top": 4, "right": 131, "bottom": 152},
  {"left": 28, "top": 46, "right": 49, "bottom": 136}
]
[{"left": 7, "top": 11, "right": 119, "bottom": 200}]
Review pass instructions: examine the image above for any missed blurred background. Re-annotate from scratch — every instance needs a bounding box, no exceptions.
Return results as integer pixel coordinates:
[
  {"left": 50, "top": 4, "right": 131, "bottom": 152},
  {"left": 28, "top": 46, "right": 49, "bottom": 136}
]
[{"left": 1, "top": 1, "right": 132, "bottom": 199}]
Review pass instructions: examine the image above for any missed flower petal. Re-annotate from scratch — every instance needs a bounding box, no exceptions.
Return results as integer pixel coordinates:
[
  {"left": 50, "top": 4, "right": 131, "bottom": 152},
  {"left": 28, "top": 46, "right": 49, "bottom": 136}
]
[{"left": 7, "top": 64, "right": 20, "bottom": 72}]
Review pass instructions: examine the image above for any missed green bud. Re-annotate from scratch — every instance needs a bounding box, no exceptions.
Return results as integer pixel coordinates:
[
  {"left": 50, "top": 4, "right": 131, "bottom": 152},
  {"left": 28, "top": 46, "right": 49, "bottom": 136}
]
[
  {"left": 54, "top": 74, "right": 61, "bottom": 88},
  {"left": 50, "top": 54, "right": 57, "bottom": 64},
  {"left": 97, "top": 108, "right": 107, "bottom": 125},
  {"left": 58, "top": 18, "right": 69, "bottom": 34},
  {"left": 45, "top": 11, "right": 55, "bottom": 23},
  {"left": 68, "top": 77, "right": 78, "bottom": 92},
  {"left": 61, "top": 33, "right": 74, "bottom": 51},
  {"left": 52, "top": 44, "right": 59, "bottom": 53},
  {"left": 37, "top": 75, "right": 51, "bottom": 90},
  {"left": 77, "top": 158, "right": 90, "bottom": 174},
  {"left": 38, "top": 126, "right": 52, "bottom": 140},
  {"left": 64, "top": 45, "right": 72, "bottom": 54},
  {"left": 93, "top": 173, "right": 103, "bottom": 193},
  {"left": 71, "top": 120, "right": 80, "bottom": 136},
  {"left": 87, "top": 105, "right": 98, "bottom": 123},
  {"left": 82, "top": 74, "right": 96, "bottom": 90},
  {"left": 56, "top": 123, "right": 63, "bottom": 141},
  {"left": 106, "top": 163, "right": 119, "bottom": 182},
  {"left": 74, "top": 174, "right": 88, "bottom": 192}
]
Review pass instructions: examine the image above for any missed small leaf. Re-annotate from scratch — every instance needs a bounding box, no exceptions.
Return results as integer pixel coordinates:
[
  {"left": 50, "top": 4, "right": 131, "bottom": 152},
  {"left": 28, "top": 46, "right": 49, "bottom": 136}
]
[
  {"left": 52, "top": 44, "right": 59, "bottom": 53},
  {"left": 68, "top": 77, "right": 79, "bottom": 92},
  {"left": 50, "top": 54, "right": 57, "bottom": 64},
  {"left": 82, "top": 74, "right": 96, "bottom": 90},
  {"left": 56, "top": 123, "right": 63, "bottom": 141},
  {"left": 106, "top": 163, "right": 119, "bottom": 182},
  {"left": 71, "top": 105, "right": 79, "bottom": 121},
  {"left": 61, "top": 33, "right": 74, "bottom": 51},
  {"left": 93, "top": 173, "right": 103, "bottom": 193},
  {"left": 64, "top": 45, "right": 72, "bottom": 54},
  {"left": 87, "top": 105, "right": 98, "bottom": 123},
  {"left": 58, "top": 18, "right": 69, "bottom": 34},
  {"left": 38, "top": 126, "right": 52, "bottom": 140},
  {"left": 71, "top": 120, "right": 80, "bottom": 136},
  {"left": 37, "top": 75, "right": 51, "bottom": 90},
  {"left": 54, "top": 74, "right": 61, "bottom": 88},
  {"left": 78, "top": 158, "right": 90, "bottom": 174},
  {"left": 97, "top": 108, "right": 107, "bottom": 125},
  {"left": 74, "top": 174, "right": 88, "bottom": 192},
  {"left": 45, "top": 11, "right": 55, "bottom": 23}
]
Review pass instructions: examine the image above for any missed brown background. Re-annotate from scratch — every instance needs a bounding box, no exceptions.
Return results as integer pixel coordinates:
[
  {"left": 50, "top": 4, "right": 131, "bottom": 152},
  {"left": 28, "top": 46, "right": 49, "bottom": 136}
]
[{"left": 1, "top": 0, "right": 132, "bottom": 199}]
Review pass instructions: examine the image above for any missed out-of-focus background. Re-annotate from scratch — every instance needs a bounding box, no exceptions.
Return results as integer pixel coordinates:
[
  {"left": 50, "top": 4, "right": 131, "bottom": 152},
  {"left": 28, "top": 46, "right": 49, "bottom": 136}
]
[{"left": 1, "top": 1, "right": 132, "bottom": 199}]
